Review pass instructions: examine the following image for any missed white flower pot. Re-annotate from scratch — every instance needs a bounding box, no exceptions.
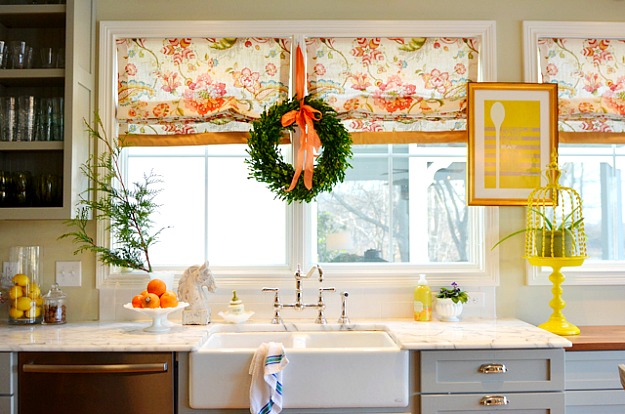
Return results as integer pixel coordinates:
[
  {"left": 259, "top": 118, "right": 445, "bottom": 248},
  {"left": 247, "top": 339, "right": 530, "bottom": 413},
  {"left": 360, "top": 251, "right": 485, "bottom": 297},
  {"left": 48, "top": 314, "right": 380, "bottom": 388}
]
[{"left": 435, "top": 298, "right": 463, "bottom": 322}]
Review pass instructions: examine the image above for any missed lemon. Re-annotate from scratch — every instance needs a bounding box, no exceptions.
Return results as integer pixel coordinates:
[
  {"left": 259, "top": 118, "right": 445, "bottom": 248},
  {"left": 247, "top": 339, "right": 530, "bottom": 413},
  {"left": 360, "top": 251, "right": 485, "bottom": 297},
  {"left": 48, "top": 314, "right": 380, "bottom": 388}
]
[
  {"left": 12, "top": 273, "right": 30, "bottom": 287},
  {"left": 27, "top": 284, "right": 41, "bottom": 299},
  {"left": 9, "top": 307, "right": 24, "bottom": 319},
  {"left": 16, "top": 296, "right": 34, "bottom": 311},
  {"left": 9, "top": 285, "right": 24, "bottom": 300},
  {"left": 25, "top": 306, "right": 41, "bottom": 319}
]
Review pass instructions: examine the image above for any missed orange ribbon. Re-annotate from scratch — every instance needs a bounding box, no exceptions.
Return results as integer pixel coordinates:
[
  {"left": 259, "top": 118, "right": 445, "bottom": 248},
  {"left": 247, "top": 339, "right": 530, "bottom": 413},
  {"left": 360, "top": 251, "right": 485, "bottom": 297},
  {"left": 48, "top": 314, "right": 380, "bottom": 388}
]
[{"left": 281, "top": 45, "right": 322, "bottom": 191}]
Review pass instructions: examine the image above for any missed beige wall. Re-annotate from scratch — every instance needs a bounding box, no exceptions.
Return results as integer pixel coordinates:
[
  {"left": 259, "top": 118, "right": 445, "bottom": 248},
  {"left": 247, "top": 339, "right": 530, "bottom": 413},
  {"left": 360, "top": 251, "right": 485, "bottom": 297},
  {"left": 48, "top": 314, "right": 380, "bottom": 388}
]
[{"left": 2, "top": 0, "right": 625, "bottom": 324}]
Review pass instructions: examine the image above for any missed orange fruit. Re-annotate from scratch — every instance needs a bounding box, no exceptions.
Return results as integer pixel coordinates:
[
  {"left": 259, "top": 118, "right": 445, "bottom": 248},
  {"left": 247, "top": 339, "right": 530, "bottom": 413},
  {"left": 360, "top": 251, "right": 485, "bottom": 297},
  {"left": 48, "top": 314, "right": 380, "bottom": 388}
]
[
  {"left": 147, "top": 279, "right": 167, "bottom": 297},
  {"left": 141, "top": 293, "right": 160, "bottom": 308},
  {"left": 131, "top": 294, "right": 144, "bottom": 308},
  {"left": 140, "top": 289, "right": 148, "bottom": 297},
  {"left": 159, "top": 290, "right": 179, "bottom": 308}
]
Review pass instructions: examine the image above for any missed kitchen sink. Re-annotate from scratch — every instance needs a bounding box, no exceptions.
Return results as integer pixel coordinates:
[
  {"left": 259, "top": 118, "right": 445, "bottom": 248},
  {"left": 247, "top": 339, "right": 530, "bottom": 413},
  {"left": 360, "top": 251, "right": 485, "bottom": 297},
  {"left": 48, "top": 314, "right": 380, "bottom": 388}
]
[{"left": 189, "top": 329, "right": 409, "bottom": 409}]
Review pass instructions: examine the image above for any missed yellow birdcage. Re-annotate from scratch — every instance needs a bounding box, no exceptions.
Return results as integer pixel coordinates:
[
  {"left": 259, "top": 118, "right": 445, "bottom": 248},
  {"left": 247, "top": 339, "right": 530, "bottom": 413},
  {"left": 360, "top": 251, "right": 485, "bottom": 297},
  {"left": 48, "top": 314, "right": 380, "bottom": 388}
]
[
  {"left": 524, "top": 158, "right": 587, "bottom": 261},
  {"left": 525, "top": 155, "right": 587, "bottom": 336}
]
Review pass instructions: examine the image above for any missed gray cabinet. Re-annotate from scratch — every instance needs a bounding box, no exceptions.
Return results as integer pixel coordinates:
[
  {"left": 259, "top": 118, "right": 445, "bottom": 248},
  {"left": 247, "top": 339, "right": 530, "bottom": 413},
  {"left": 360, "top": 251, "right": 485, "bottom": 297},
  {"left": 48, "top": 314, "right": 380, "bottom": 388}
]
[
  {"left": 0, "top": 0, "right": 94, "bottom": 219},
  {"left": 419, "top": 349, "right": 565, "bottom": 414},
  {"left": 0, "top": 352, "right": 16, "bottom": 414},
  {"left": 565, "top": 350, "right": 625, "bottom": 413}
]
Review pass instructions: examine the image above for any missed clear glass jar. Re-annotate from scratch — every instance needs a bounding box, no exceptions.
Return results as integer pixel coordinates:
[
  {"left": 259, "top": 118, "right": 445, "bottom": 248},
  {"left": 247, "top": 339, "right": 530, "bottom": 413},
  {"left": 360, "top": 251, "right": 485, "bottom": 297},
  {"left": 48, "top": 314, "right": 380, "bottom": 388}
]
[
  {"left": 8, "top": 246, "right": 43, "bottom": 325},
  {"left": 43, "top": 283, "right": 66, "bottom": 324}
]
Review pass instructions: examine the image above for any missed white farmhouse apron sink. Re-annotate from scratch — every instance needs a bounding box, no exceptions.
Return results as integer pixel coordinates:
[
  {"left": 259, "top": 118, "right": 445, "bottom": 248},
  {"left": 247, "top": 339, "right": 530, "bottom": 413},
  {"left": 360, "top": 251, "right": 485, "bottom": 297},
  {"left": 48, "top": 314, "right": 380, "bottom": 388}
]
[{"left": 189, "top": 330, "right": 409, "bottom": 409}]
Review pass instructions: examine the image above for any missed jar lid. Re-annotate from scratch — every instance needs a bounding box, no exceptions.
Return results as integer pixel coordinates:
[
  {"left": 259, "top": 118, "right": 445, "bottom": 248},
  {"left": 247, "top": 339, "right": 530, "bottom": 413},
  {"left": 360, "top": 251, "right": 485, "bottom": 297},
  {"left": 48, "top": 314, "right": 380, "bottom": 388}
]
[{"left": 44, "top": 283, "right": 66, "bottom": 300}]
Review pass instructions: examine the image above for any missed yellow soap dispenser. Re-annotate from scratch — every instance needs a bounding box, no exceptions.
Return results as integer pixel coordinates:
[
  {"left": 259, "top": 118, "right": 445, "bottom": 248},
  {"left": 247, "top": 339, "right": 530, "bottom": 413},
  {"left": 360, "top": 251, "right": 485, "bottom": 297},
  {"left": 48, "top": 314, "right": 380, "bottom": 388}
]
[{"left": 413, "top": 274, "right": 432, "bottom": 321}]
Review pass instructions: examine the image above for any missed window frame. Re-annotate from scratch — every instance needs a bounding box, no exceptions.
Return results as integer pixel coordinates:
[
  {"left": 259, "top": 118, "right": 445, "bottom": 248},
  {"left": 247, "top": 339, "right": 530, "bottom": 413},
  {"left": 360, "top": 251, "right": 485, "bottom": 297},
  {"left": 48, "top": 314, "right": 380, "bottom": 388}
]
[
  {"left": 98, "top": 20, "right": 499, "bottom": 289},
  {"left": 524, "top": 20, "right": 625, "bottom": 285}
]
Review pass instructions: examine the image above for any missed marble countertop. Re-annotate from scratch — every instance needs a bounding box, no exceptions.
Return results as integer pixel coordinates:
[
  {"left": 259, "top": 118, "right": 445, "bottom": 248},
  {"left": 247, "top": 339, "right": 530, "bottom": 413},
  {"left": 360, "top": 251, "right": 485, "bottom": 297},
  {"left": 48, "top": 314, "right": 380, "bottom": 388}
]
[{"left": 0, "top": 318, "right": 571, "bottom": 352}]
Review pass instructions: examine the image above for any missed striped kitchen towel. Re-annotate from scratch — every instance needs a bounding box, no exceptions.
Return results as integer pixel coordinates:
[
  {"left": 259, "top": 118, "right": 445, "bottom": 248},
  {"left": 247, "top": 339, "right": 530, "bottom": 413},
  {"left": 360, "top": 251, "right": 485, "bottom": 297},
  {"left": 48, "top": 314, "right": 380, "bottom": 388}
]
[{"left": 249, "top": 341, "right": 289, "bottom": 414}]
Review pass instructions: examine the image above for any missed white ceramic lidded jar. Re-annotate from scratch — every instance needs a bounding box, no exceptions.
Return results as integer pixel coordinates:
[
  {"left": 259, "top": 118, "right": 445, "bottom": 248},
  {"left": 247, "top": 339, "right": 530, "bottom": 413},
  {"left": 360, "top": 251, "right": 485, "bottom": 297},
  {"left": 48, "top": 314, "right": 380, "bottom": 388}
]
[
  {"left": 8, "top": 246, "right": 43, "bottom": 325},
  {"left": 43, "top": 283, "right": 67, "bottom": 324}
]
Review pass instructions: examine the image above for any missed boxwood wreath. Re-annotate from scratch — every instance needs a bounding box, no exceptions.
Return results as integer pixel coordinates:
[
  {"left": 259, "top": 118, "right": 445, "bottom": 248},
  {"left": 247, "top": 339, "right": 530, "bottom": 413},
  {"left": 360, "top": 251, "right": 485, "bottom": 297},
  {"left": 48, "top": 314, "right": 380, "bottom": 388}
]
[{"left": 246, "top": 96, "right": 353, "bottom": 204}]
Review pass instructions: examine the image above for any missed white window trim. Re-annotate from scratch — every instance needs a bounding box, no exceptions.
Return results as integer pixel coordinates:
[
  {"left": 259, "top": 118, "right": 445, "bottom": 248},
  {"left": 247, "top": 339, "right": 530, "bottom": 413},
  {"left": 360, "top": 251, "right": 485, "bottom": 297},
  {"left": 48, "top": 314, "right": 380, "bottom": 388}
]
[
  {"left": 98, "top": 20, "right": 499, "bottom": 290},
  {"left": 524, "top": 21, "right": 625, "bottom": 285}
]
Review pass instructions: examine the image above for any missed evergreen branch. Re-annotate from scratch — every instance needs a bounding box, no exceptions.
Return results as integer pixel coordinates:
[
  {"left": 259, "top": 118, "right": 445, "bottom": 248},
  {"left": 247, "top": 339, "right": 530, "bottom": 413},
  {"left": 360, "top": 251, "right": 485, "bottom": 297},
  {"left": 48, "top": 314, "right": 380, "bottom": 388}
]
[{"left": 59, "top": 114, "right": 168, "bottom": 273}]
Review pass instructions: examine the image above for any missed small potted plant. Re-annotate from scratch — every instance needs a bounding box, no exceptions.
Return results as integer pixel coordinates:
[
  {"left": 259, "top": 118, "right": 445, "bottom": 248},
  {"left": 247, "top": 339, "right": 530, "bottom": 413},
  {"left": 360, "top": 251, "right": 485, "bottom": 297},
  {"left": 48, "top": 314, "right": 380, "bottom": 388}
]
[
  {"left": 60, "top": 115, "right": 168, "bottom": 275},
  {"left": 435, "top": 282, "right": 468, "bottom": 322}
]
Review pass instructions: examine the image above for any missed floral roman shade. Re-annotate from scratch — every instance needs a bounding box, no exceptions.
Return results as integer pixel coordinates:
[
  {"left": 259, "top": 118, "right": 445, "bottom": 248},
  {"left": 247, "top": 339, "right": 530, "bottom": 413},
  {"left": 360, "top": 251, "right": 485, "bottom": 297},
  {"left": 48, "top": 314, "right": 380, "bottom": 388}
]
[
  {"left": 116, "top": 37, "right": 291, "bottom": 146},
  {"left": 538, "top": 37, "right": 625, "bottom": 138},
  {"left": 116, "top": 36, "right": 480, "bottom": 146},
  {"left": 306, "top": 37, "right": 480, "bottom": 143}
]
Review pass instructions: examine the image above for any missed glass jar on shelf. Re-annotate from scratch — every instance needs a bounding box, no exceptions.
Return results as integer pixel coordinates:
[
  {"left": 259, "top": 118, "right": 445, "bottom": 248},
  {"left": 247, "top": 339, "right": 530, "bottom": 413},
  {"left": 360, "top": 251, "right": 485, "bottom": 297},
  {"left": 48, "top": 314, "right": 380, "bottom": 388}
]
[{"left": 43, "top": 283, "right": 66, "bottom": 324}]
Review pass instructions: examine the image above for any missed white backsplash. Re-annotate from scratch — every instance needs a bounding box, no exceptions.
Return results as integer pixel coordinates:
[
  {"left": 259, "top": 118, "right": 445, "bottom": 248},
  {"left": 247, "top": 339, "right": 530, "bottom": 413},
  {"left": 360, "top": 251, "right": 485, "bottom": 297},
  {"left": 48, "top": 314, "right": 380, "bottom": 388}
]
[{"left": 100, "top": 284, "right": 497, "bottom": 322}]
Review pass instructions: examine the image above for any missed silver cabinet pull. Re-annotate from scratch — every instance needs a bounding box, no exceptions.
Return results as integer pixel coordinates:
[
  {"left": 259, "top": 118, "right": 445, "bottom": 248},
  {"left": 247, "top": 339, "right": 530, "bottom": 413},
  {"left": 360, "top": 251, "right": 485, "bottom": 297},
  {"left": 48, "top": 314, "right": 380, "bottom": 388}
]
[
  {"left": 22, "top": 362, "right": 167, "bottom": 374},
  {"left": 478, "top": 363, "right": 507, "bottom": 374},
  {"left": 480, "top": 395, "right": 509, "bottom": 406}
]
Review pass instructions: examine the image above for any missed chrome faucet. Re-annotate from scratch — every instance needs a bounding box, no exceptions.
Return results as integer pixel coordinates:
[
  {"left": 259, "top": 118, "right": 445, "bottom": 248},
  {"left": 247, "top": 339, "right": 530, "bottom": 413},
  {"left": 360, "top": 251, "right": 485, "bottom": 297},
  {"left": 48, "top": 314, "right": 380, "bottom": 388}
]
[{"left": 263, "top": 264, "right": 335, "bottom": 324}]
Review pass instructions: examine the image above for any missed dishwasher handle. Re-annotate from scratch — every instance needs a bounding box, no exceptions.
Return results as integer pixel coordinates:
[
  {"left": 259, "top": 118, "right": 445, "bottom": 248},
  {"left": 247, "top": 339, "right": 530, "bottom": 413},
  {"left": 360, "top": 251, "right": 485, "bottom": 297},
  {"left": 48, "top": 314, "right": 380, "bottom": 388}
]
[{"left": 22, "top": 362, "right": 168, "bottom": 374}]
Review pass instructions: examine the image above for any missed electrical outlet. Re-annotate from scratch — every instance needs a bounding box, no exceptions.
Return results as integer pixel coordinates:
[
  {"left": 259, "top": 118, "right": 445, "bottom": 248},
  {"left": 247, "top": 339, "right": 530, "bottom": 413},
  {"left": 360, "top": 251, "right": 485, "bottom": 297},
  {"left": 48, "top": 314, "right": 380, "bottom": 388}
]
[
  {"left": 56, "top": 261, "right": 82, "bottom": 287},
  {"left": 465, "top": 291, "right": 486, "bottom": 308}
]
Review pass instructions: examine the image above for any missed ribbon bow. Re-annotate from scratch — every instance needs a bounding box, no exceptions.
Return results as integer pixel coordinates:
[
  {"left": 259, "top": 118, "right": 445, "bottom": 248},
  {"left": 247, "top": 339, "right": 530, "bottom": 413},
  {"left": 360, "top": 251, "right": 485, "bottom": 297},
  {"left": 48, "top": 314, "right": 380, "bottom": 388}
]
[{"left": 281, "top": 45, "right": 322, "bottom": 191}]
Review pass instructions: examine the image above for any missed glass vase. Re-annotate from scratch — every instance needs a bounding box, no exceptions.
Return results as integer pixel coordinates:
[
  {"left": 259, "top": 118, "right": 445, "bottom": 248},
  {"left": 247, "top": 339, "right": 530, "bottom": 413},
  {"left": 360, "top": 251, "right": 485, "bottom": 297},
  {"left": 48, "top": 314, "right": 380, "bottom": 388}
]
[{"left": 8, "top": 246, "right": 43, "bottom": 325}]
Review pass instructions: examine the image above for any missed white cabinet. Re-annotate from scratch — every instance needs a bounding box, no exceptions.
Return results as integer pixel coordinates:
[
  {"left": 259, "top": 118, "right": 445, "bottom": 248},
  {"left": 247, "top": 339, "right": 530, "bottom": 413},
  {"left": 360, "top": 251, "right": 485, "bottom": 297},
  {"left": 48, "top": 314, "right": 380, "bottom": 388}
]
[
  {"left": 419, "top": 349, "right": 565, "bottom": 414},
  {"left": 0, "top": 352, "right": 16, "bottom": 414},
  {"left": 0, "top": 0, "right": 94, "bottom": 219},
  {"left": 565, "top": 350, "right": 625, "bottom": 414}
]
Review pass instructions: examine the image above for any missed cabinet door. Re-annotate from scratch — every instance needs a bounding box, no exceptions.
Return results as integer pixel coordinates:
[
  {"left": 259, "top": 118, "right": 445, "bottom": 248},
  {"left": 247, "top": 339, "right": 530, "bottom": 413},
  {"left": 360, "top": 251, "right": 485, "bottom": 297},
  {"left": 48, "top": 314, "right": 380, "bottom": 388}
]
[
  {"left": 565, "top": 350, "right": 625, "bottom": 390},
  {"left": 0, "top": 0, "right": 94, "bottom": 220},
  {"left": 64, "top": 0, "right": 95, "bottom": 219},
  {"left": 0, "top": 352, "right": 15, "bottom": 395},
  {"left": 0, "top": 396, "right": 15, "bottom": 414},
  {"left": 421, "top": 392, "right": 564, "bottom": 414},
  {"left": 0, "top": 352, "right": 16, "bottom": 414},
  {"left": 421, "top": 349, "right": 565, "bottom": 394},
  {"left": 566, "top": 390, "right": 625, "bottom": 414}
]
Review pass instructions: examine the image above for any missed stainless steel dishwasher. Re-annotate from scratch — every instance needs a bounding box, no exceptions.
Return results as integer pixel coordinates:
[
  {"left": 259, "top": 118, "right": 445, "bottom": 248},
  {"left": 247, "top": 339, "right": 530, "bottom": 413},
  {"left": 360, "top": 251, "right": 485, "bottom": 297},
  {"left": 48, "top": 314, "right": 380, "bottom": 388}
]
[{"left": 18, "top": 352, "right": 175, "bottom": 414}]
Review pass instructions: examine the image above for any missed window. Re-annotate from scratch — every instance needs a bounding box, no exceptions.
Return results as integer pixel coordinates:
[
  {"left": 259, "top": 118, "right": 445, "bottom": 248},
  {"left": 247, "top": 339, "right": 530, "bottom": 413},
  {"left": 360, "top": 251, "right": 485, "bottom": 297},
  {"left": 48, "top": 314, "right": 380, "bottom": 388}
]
[
  {"left": 98, "top": 20, "right": 499, "bottom": 288},
  {"left": 524, "top": 21, "right": 625, "bottom": 284}
]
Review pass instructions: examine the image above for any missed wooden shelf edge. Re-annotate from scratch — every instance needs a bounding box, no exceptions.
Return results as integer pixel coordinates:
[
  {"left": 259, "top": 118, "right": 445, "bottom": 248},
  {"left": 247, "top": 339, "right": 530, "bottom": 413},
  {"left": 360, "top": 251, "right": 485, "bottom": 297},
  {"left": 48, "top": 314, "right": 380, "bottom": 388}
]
[{"left": 0, "top": 141, "right": 63, "bottom": 151}]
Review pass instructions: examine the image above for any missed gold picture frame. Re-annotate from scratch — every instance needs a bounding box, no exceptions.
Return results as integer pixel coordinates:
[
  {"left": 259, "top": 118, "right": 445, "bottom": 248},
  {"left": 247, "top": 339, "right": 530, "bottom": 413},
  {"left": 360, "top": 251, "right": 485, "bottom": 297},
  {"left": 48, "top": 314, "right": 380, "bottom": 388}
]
[{"left": 467, "top": 82, "right": 558, "bottom": 206}]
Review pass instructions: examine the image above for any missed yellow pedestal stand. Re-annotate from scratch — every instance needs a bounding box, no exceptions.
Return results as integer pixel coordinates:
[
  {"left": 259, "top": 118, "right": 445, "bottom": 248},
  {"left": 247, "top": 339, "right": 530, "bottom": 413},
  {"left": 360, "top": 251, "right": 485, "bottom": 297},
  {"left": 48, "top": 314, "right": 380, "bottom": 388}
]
[{"left": 527, "top": 256, "right": 586, "bottom": 336}]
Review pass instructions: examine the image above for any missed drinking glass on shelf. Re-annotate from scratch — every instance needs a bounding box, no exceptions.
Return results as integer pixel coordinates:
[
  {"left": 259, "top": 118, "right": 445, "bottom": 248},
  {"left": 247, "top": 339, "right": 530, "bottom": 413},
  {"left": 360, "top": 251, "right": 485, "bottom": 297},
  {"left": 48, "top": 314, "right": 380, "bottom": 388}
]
[
  {"left": 8, "top": 41, "right": 27, "bottom": 69},
  {"left": 50, "top": 96, "right": 64, "bottom": 141},
  {"left": 16, "top": 95, "right": 36, "bottom": 142},
  {"left": 0, "top": 41, "right": 5, "bottom": 69},
  {"left": 40, "top": 47, "right": 55, "bottom": 68},
  {"left": 0, "top": 170, "right": 10, "bottom": 207},
  {"left": 11, "top": 171, "right": 32, "bottom": 206},
  {"left": 36, "top": 97, "right": 53, "bottom": 141},
  {"left": 34, "top": 174, "right": 60, "bottom": 206},
  {"left": 55, "top": 47, "right": 65, "bottom": 68},
  {"left": 0, "top": 96, "right": 17, "bottom": 141}
]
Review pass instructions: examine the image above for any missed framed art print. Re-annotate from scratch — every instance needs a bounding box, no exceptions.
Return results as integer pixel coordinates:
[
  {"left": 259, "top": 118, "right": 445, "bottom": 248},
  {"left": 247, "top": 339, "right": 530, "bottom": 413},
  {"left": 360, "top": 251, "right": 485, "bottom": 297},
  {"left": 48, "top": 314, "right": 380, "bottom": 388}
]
[{"left": 467, "top": 82, "right": 558, "bottom": 206}]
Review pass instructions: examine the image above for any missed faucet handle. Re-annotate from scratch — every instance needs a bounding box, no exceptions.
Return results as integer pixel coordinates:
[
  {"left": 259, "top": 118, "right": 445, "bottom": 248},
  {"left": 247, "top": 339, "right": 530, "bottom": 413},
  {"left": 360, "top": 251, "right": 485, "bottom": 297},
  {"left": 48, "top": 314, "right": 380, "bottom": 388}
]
[
  {"left": 314, "top": 287, "right": 336, "bottom": 324},
  {"left": 262, "top": 287, "right": 283, "bottom": 324}
]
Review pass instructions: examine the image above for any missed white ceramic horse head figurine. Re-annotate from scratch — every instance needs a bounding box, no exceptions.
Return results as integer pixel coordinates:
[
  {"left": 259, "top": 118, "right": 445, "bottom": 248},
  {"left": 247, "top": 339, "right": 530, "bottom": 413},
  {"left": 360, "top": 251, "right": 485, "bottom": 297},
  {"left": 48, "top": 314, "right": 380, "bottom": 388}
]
[{"left": 177, "top": 261, "right": 216, "bottom": 311}]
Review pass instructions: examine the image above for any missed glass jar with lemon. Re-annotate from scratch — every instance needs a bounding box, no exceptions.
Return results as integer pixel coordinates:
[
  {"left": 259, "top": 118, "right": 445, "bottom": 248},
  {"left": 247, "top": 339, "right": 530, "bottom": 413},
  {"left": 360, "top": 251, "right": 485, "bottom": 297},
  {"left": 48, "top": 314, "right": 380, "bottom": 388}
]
[{"left": 8, "top": 246, "right": 43, "bottom": 325}]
